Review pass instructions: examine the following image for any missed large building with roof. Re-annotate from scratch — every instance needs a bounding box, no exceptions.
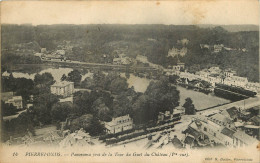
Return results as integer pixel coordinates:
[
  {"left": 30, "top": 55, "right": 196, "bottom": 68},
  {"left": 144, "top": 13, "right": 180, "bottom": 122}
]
[
  {"left": 105, "top": 114, "right": 133, "bottom": 134},
  {"left": 186, "top": 114, "right": 258, "bottom": 148},
  {"left": 50, "top": 81, "right": 74, "bottom": 97}
]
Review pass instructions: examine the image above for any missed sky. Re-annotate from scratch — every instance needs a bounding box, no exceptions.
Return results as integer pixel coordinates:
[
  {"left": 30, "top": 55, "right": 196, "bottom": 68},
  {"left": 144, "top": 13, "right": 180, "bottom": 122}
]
[{"left": 1, "top": 0, "right": 259, "bottom": 25}]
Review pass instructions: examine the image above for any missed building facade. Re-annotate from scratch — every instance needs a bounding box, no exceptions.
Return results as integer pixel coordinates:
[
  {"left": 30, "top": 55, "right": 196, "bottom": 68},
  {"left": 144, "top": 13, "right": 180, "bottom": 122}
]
[
  {"left": 105, "top": 114, "right": 133, "bottom": 134},
  {"left": 50, "top": 81, "right": 74, "bottom": 97}
]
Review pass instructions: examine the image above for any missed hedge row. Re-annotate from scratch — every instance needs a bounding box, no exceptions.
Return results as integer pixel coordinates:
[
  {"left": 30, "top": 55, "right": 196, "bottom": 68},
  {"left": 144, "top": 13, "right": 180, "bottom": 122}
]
[{"left": 216, "top": 83, "right": 256, "bottom": 97}]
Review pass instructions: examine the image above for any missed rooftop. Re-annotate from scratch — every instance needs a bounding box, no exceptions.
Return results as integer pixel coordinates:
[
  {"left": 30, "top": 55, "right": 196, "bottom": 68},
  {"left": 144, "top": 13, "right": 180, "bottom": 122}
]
[
  {"left": 233, "top": 130, "right": 257, "bottom": 145},
  {"left": 208, "top": 113, "right": 233, "bottom": 126},
  {"left": 51, "top": 81, "right": 74, "bottom": 87},
  {"left": 106, "top": 114, "right": 132, "bottom": 127},
  {"left": 221, "top": 127, "right": 235, "bottom": 138}
]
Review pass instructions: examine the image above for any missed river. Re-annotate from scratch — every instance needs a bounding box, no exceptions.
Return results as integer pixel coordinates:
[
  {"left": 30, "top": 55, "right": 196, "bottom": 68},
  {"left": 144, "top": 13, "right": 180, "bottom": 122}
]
[
  {"left": 123, "top": 74, "right": 230, "bottom": 110},
  {"left": 4, "top": 67, "right": 230, "bottom": 110}
]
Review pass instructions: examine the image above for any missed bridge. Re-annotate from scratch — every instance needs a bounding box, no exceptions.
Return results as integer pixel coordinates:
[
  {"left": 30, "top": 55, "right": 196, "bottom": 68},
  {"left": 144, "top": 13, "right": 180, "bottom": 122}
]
[{"left": 200, "top": 96, "right": 260, "bottom": 116}]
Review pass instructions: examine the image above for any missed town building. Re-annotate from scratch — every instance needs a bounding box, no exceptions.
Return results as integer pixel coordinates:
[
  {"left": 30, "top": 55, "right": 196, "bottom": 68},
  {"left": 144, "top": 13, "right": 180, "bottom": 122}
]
[
  {"left": 113, "top": 54, "right": 132, "bottom": 65},
  {"left": 1, "top": 92, "right": 23, "bottom": 109},
  {"left": 177, "top": 61, "right": 185, "bottom": 70},
  {"left": 41, "top": 48, "right": 47, "bottom": 53},
  {"left": 105, "top": 114, "right": 133, "bottom": 134},
  {"left": 168, "top": 47, "right": 187, "bottom": 57},
  {"left": 246, "top": 82, "right": 260, "bottom": 93},
  {"left": 200, "top": 44, "right": 210, "bottom": 49},
  {"left": 224, "top": 75, "right": 248, "bottom": 88},
  {"left": 186, "top": 114, "right": 258, "bottom": 148},
  {"left": 213, "top": 44, "right": 224, "bottom": 53},
  {"left": 157, "top": 110, "right": 182, "bottom": 124},
  {"left": 224, "top": 69, "right": 236, "bottom": 78},
  {"left": 50, "top": 81, "right": 74, "bottom": 97},
  {"left": 221, "top": 107, "right": 239, "bottom": 120}
]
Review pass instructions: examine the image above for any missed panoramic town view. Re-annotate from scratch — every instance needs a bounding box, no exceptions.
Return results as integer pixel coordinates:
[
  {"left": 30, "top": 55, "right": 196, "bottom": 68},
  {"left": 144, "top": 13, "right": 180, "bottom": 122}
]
[{"left": 1, "top": 24, "right": 259, "bottom": 150}]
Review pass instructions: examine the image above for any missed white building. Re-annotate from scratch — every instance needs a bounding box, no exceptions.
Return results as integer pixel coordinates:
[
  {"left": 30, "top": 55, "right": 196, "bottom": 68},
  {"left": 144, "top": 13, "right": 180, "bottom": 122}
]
[
  {"left": 51, "top": 81, "right": 74, "bottom": 97},
  {"left": 1, "top": 92, "right": 23, "bottom": 109},
  {"left": 105, "top": 114, "right": 133, "bottom": 134},
  {"left": 224, "top": 70, "right": 236, "bottom": 78},
  {"left": 5, "top": 96, "right": 23, "bottom": 109},
  {"left": 224, "top": 76, "right": 248, "bottom": 88},
  {"left": 214, "top": 44, "right": 224, "bottom": 53},
  {"left": 246, "top": 82, "right": 260, "bottom": 93}
]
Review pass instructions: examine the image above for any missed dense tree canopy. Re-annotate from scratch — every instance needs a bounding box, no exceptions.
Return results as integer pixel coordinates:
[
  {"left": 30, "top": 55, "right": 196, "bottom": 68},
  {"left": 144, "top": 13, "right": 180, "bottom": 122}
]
[
  {"left": 51, "top": 102, "right": 73, "bottom": 122},
  {"left": 67, "top": 69, "right": 82, "bottom": 86},
  {"left": 1, "top": 101, "right": 17, "bottom": 116}
]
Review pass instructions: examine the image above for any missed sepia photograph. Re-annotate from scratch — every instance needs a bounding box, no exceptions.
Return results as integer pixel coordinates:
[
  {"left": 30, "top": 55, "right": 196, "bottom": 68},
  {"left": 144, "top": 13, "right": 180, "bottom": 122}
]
[{"left": 0, "top": 0, "right": 259, "bottom": 162}]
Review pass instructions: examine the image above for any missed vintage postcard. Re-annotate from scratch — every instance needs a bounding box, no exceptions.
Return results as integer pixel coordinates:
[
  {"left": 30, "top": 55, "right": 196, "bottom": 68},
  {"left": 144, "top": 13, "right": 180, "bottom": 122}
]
[{"left": 0, "top": 0, "right": 259, "bottom": 163}]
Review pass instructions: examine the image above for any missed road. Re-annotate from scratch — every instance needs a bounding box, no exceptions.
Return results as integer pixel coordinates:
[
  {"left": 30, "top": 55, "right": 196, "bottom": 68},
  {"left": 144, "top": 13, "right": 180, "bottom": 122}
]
[
  {"left": 3, "top": 110, "right": 27, "bottom": 121},
  {"left": 200, "top": 96, "right": 260, "bottom": 116}
]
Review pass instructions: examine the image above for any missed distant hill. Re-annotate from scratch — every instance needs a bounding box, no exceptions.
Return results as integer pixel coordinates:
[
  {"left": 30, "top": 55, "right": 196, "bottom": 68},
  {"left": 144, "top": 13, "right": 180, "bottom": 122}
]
[
  {"left": 1, "top": 24, "right": 259, "bottom": 82},
  {"left": 197, "top": 24, "right": 259, "bottom": 32}
]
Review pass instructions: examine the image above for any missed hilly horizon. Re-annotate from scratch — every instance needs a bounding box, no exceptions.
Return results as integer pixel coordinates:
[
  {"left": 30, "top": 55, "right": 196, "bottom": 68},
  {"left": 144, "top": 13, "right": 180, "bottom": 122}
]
[{"left": 2, "top": 24, "right": 259, "bottom": 32}]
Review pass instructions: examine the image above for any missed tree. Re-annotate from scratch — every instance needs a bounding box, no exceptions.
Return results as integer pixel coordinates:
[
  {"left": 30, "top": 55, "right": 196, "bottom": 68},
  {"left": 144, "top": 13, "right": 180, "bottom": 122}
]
[
  {"left": 145, "top": 76, "right": 180, "bottom": 114},
  {"left": 81, "top": 77, "right": 96, "bottom": 89},
  {"left": 73, "top": 91, "right": 99, "bottom": 114},
  {"left": 51, "top": 102, "right": 72, "bottom": 122},
  {"left": 132, "top": 95, "right": 150, "bottom": 124},
  {"left": 69, "top": 114, "right": 93, "bottom": 132},
  {"left": 1, "top": 101, "right": 17, "bottom": 116},
  {"left": 112, "top": 92, "right": 133, "bottom": 117},
  {"left": 183, "top": 98, "right": 196, "bottom": 115},
  {"left": 92, "top": 98, "right": 112, "bottom": 122},
  {"left": 109, "top": 77, "right": 128, "bottom": 94},
  {"left": 93, "top": 71, "right": 106, "bottom": 90},
  {"left": 33, "top": 93, "right": 59, "bottom": 125},
  {"left": 88, "top": 117, "right": 105, "bottom": 136},
  {"left": 169, "top": 75, "right": 179, "bottom": 84},
  {"left": 34, "top": 72, "right": 55, "bottom": 87},
  {"left": 67, "top": 69, "right": 82, "bottom": 86}
]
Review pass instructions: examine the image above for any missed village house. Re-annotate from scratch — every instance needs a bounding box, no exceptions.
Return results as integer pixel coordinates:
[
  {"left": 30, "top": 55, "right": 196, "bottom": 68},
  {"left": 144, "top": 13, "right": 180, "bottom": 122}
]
[
  {"left": 1, "top": 92, "right": 23, "bottom": 109},
  {"left": 221, "top": 107, "right": 239, "bottom": 120},
  {"left": 104, "top": 114, "right": 133, "bottom": 134},
  {"left": 224, "top": 75, "right": 248, "bottom": 88},
  {"left": 186, "top": 114, "right": 258, "bottom": 148},
  {"left": 41, "top": 48, "right": 47, "bottom": 53},
  {"left": 157, "top": 110, "right": 182, "bottom": 124},
  {"left": 224, "top": 69, "right": 236, "bottom": 78},
  {"left": 50, "top": 81, "right": 74, "bottom": 97},
  {"left": 113, "top": 53, "right": 132, "bottom": 65},
  {"left": 246, "top": 82, "right": 260, "bottom": 93},
  {"left": 213, "top": 44, "right": 224, "bottom": 53},
  {"left": 200, "top": 44, "right": 210, "bottom": 49},
  {"left": 177, "top": 61, "right": 185, "bottom": 70},
  {"left": 168, "top": 47, "right": 187, "bottom": 57}
]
